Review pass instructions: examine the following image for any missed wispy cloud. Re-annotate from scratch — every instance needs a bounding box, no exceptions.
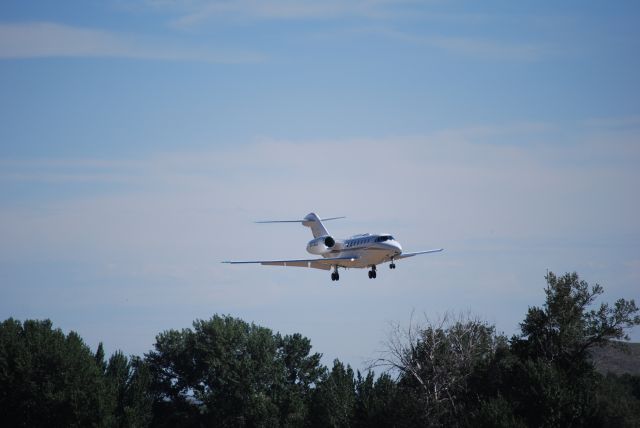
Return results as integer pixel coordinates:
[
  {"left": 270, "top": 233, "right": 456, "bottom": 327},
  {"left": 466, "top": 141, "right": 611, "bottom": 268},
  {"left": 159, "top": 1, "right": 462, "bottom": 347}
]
[
  {"left": 0, "top": 158, "right": 144, "bottom": 184},
  {"left": 425, "top": 35, "right": 547, "bottom": 61},
  {"left": 354, "top": 27, "right": 550, "bottom": 61},
  {"left": 158, "top": 0, "right": 412, "bottom": 27},
  {"left": 140, "top": 1, "right": 550, "bottom": 61},
  {"left": 581, "top": 115, "right": 640, "bottom": 129},
  {"left": 0, "top": 22, "right": 264, "bottom": 62}
]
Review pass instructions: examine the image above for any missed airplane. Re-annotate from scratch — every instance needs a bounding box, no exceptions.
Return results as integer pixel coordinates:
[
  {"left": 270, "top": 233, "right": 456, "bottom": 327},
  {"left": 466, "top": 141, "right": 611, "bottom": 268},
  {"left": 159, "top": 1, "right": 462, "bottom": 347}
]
[{"left": 223, "top": 212, "right": 443, "bottom": 281}]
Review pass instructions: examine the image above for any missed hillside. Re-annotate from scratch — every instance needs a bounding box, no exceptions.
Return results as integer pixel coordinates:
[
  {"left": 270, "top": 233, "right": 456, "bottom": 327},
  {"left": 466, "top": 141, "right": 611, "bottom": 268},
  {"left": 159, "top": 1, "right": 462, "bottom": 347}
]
[{"left": 591, "top": 342, "right": 640, "bottom": 376}]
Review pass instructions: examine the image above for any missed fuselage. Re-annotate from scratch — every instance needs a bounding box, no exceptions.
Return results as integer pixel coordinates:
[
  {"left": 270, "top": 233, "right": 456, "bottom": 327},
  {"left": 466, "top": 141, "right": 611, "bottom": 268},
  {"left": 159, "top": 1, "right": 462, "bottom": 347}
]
[{"left": 309, "top": 233, "right": 402, "bottom": 268}]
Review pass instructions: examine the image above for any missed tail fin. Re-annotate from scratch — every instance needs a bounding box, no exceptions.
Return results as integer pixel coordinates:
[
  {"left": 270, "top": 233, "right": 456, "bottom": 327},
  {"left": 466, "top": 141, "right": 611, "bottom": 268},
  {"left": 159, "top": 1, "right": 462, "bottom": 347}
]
[
  {"left": 303, "top": 212, "right": 332, "bottom": 238},
  {"left": 256, "top": 212, "right": 345, "bottom": 238}
]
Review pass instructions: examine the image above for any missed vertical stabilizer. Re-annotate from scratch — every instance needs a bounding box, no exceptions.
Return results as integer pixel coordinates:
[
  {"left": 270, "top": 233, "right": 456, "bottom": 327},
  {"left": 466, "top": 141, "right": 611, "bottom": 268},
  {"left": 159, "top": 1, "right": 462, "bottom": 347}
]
[{"left": 302, "top": 213, "right": 330, "bottom": 238}]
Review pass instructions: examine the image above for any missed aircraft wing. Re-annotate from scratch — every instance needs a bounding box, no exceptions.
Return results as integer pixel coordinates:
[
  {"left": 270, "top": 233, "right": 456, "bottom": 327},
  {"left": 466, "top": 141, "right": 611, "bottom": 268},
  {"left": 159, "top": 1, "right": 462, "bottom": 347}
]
[
  {"left": 396, "top": 248, "right": 444, "bottom": 260},
  {"left": 222, "top": 255, "right": 359, "bottom": 271}
]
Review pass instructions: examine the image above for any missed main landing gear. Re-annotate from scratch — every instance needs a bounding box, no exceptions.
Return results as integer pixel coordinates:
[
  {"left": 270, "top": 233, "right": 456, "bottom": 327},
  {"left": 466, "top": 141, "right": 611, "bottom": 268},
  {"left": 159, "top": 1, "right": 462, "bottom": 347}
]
[
  {"left": 331, "top": 267, "right": 340, "bottom": 281},
  {"left": 368, "top": 265, "right": 377, "bottom": 279}
]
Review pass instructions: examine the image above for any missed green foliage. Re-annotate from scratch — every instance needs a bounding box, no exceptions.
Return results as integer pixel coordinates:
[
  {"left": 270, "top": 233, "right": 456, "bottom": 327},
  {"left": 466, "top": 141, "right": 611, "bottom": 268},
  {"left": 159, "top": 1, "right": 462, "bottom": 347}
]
[
  {"left": 145, "top": 314, "right": 323, "bottom": 427},
  {"left": 309, "top": 360, "right": 355, "bottom": 427},
  {"left": 377, "top": 314, "right": 505, "bottom": 427},
  {"left": 515, "top": 272, "right": 640, "bottom": 370},
  {"left": 353, "top": 371, "right": 399, "bottom": 428},
  {"left": 277, "top": 333, "right": 324, "bottom": 425},
  {"left": 105, "top": 352, "right": 153, "bottom": 427},
  {"left": 0, "top": 318, "right": 112, "bottom": 427},
  {"left": 474, "top": 395, "right": 527, "bottom": 428},
  {"left": 0, "top": 319, "right": 153, "bottom": 428},
  {"left": 490, "top": 271, "right": 640, "bottom": 427},
  {"left": 1, "top": 271, "right": 638, "bottom": 427},
  {"left": 591, "top": 373, "right": 640, "bottom": 427},
  {"left": 96, "top": 342, "right": 107, "bottom": 373}
]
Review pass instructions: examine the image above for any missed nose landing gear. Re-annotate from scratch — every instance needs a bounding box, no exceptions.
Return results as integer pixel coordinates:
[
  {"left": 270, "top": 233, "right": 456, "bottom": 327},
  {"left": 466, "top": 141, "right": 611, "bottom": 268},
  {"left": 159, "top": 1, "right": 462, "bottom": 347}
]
[
  {"left": 368, "top": 265, "right": 377, "bottom": 279},
  {"left": 389, "top": 258, "right": 396, "bottom": 269},
  {"left": 331, "top": 267, "right": 340, "bottom": 281}
]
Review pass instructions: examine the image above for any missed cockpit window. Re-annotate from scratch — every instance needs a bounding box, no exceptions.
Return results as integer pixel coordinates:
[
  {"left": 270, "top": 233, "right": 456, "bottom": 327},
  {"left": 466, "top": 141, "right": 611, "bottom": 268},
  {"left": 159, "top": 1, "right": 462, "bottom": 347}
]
[{"left": 375, "top": 235, "right": 394, "bottom": 242}]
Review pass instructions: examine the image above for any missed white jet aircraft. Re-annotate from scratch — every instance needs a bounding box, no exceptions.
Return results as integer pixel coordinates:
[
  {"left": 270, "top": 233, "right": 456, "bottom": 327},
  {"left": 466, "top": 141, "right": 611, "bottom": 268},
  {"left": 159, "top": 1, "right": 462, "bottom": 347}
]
[{"left": 223, "top": 212, "right": 443, "bottom": 281}]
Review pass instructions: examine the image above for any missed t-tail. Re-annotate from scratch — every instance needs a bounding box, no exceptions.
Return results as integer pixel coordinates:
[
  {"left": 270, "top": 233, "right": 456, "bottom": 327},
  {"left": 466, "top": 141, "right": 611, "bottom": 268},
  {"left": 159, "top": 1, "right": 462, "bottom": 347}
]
[{"left": 256, "top": 212, "right": 345, "bottom": 238}]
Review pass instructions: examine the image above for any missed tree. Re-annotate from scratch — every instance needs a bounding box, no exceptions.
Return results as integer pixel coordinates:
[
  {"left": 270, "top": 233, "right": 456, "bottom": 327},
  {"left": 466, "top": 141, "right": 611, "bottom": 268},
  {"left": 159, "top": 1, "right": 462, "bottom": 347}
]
[
  {"left": 353, "top": 371, "right": 399, "bottom": 428},
  {"left": 592, "top": 373, "right": 640, "bottom": 427},
  {"left": 96, "top": 342, "right": 107, "bottom": 373},
  {"left": 309, "top": 360, "right": 356, "bottom": 428},
  {"left": 145, "top": 314, "right": 323, "bottom": 427},
  {"left": 0, "top": 318, "right": 114, "bottom": 427},
  {"left": 514, "top": 272, "right": 640, "bottom": 370},
  {"left": 374, "top": 312, "right": 503, "bottom": 426},
  {"left": 276, "top": 333, "right": 324, "bottom": 425},
  {"left": 105, "top": 352, "right": 153, "bottom": 427},
  {"left": 491, "top": 272, "right": 640, "bottom": 427}
]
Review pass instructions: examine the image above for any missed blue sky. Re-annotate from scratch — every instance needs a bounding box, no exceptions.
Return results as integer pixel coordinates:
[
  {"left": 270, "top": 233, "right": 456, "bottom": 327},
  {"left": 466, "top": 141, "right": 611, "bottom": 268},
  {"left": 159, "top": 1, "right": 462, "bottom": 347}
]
[{"left": 1, "top": 1, "right": 639, "bottom": 368}]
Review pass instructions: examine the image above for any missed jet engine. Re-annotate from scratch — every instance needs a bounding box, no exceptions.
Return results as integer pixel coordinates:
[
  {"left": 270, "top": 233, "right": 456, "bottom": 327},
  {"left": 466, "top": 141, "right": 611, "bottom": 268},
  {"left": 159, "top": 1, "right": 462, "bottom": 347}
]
[{"left": 306, "top": 235, "right": 340, "bottom": 255}]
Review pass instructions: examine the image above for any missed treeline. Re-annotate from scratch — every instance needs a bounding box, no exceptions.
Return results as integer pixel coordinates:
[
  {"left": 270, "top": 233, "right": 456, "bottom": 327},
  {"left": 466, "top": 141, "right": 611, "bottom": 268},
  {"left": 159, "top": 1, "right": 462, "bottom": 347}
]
[{"left": 1, "top": 272, "right": 639, "bottom": 427}]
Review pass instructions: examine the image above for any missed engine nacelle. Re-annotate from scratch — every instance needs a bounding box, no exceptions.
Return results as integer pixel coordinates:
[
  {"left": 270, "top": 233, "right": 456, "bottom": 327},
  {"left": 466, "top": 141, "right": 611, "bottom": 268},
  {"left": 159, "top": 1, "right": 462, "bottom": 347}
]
[{"left": 307, "top": 235, "right": 338, "bottom": 255}]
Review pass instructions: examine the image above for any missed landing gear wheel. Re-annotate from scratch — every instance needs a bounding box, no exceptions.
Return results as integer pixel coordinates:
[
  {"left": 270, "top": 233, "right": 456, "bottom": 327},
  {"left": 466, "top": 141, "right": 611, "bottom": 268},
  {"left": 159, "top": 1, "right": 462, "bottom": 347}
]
[
  {"left": 368, "top": 265, "right": 377, "bottom": 279},
  {"left": 368, "top": 271, "right": 372, "bottom": 279},
  {"left": 390, "top": 263, "right": 396, "bottom": 269},
  {"left": 331, "top": 269, "right": 340, "bottom": 281}
]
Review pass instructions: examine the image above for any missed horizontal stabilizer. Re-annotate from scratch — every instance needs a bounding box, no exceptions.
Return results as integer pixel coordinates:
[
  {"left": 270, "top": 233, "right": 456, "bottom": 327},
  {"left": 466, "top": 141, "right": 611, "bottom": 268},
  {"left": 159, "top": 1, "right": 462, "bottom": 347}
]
[
  {"left": 256, "top": 212, "right": 345, "bottom": 238},
  {"left": 255, "top": 216, "right": 345, "bottom": 224}
]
